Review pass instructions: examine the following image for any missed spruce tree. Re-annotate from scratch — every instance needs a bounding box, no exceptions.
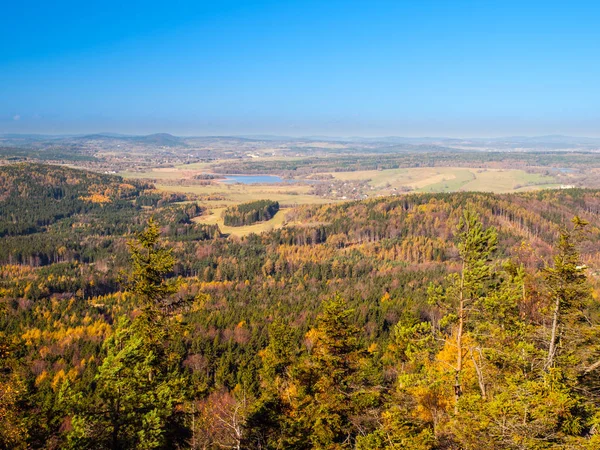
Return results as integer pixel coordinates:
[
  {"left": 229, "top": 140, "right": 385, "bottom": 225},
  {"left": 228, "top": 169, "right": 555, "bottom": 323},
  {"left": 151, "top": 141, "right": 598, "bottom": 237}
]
[
  {"left": 544, "top": 216, "right": 592, "bottom": 372},
  {"left": 65, "top": 220, "right": 188, "bottom": 449},
  {"left": 429, "top": 209, "right": 497, "bottom": 410}
]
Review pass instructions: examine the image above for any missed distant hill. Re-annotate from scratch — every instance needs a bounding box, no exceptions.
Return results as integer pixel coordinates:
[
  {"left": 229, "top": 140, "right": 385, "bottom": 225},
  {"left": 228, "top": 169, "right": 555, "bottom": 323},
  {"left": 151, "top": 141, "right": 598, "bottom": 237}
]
[
  {"left": 2, "top": 133, "right": 599, "bottom": 154},
  {"left": 133, "top": 132, "right": 184, "bottom": 146},
  {"left": 77, "top": 132, "right": 185, "bottom": 147},
  {"left": 0, "top": 145, "right": 97, "bottom": 162}
]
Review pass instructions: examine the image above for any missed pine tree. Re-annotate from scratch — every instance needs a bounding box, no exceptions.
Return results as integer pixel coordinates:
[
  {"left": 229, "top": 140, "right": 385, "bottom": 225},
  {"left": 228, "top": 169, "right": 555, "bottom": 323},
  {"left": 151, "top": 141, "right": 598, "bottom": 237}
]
[
  {"left": 430, "top": 209, "right": 497, "bottom": 410},
  {"left": 544, "top": 216, "right": 592, "bottom": 372},
  {"left": 244, "top": 320, "right": 297, "bottom": 448},
  {"left": 126, "top": 218, "right": 180, "bottom": 326},
  {"left": 66, "top": 319, "right": 187, "bottom": 449},
  {"left": 65, "top": 220, "right": 189, "bottom": 449},
  {"left": 280, "top": 295, "right": 379, "bottom": 449}
]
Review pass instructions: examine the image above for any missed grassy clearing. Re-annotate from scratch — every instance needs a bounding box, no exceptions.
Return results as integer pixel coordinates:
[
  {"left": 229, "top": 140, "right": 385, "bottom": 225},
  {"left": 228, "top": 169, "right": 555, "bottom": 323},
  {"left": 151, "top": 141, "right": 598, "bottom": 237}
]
[
  {"left": 418, "top": 169, "right": 475, "bottom": 192},
  {"left": 460, "top": 169, "right": 557, "bottom": 192},
  {"left": 120, "top": 163, "right": 217, "bottom": 180},
  {"left": 515, "top": 183, "right": 562, "bottom": 192},
  {"left": 328, "top": 167, "right": 558, "bottom": 193},
  {"left": 328, "top": 167, "right": 471, "bottom": 190},
  {"left": 173, "top": 162, "right": 214, "bottom": 170},
  {"left": 120, "top": 170, "right": 199, "bottom": 180},
  {"left": 155, "top": 183, "right": 334, "bottom": 207},
  {"left": 194, "top": 207, "right": 291, "bottom": 237}
]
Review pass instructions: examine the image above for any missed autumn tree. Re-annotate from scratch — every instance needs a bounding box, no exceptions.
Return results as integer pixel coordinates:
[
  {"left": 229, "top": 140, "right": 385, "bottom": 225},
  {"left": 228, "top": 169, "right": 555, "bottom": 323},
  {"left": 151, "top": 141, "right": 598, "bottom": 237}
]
[
  {"left": 0, "top": 327, "right": 27, "bottom": 449},
  {"left": 191, "top": 387, "right": 251, "bottom": 450}
]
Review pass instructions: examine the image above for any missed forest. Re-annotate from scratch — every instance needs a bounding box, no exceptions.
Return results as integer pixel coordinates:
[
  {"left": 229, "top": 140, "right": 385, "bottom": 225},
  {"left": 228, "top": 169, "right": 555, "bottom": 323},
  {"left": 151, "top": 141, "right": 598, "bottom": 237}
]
[
  {"left": 208, "top": 151, "right": 600, "bottom": 176},
  {"left": 3, "top": 163, "right": 600, "bottom": 449},
  {"left": 223, "top": 200, "right": 280, "bottom": 227}
]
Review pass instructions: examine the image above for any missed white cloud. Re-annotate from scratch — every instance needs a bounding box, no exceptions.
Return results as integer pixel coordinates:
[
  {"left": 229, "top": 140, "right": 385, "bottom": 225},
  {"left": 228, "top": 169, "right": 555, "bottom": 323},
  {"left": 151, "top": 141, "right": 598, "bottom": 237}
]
[{"left": 13, "top": 114, "right": 20, "bottom": 121}]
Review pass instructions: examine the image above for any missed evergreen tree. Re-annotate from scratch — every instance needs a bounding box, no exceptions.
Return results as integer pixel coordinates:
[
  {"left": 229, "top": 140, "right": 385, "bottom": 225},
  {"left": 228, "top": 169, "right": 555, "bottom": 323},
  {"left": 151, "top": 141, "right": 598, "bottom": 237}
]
[
  {"left": 245, "top": 320, "right": 296, "bottom": 447},
  {"left": 280, "top": 295, "right": 380, "bottom": 449},
  {"left": 66, "top": 319, "right": 187, "bottom": 449},
  {"left": 544, "top": 216, "right": 593, "bottom": 372},
  {"left": 430, "top": 209, "right": 498, "bottom": 410},
  {"left": 65, "top": 220, "right": 189, "bottom": 449},
  {"left": 126, "top": 218, "right": 180, "bottom": 325}
]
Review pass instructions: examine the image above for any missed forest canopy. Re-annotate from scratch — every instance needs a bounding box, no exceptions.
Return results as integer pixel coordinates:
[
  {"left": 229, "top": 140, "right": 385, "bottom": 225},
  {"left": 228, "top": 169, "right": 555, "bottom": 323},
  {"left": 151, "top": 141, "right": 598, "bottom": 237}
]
[{"left": 2, "top": 164, "right": 600, "bottom": 448}]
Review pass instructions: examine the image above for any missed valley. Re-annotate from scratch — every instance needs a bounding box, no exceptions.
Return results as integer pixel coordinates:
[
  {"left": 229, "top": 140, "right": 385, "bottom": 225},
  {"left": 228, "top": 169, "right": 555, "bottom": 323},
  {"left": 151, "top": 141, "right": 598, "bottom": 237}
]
[
  {"left": 2, "top": 162, "right": 600, "bottom": 448},
  {"left": 4, "top": 1, "right": 600, "bottom": 447}
]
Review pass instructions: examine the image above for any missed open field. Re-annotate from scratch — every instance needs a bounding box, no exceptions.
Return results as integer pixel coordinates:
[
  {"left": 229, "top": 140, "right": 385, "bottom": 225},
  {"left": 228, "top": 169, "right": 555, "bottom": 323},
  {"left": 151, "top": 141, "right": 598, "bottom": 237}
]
[
  {"left": 194, "top": 207, "right": 291, "bottom": 237},
  {"left": 155, "top": 183, "right": 335, "bottom": 207},
  {"left": 459, "top": 169, "right": 558, "bottom": 192},
  {"left": 121, "top": 169, "right": 205, "bottom": 180},
  {"left": 326, "top": 167, "right": 559, "bottom": 193},
  {"left": 124, "top": 165, "right": 560, "bottom": 196}
]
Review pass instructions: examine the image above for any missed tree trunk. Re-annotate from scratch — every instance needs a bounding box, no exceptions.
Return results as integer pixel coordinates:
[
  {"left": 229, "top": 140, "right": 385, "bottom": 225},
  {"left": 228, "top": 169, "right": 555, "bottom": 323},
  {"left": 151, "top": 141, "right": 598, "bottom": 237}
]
[
  {"left": 545, "top": 295, "right": 560, "bottom": 371},
  {"left": 471, "top": 347, "right": 487, "bottom": 400},
  {"left": 455, "top": 302, "right": 463, "bottom": 413},
  {"left": 455, "top": 266, "right": 465, "bottom": 413}
]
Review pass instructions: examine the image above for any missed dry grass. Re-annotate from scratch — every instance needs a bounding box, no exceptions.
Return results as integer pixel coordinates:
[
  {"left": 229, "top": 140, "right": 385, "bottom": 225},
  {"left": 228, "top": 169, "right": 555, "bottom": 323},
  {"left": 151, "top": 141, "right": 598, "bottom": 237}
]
[
  {"left": 327, "top": 167, "right": 558, "bottom": 193},
  {"left": 194, "top": 207, "right": 291, "bottom": 237}
]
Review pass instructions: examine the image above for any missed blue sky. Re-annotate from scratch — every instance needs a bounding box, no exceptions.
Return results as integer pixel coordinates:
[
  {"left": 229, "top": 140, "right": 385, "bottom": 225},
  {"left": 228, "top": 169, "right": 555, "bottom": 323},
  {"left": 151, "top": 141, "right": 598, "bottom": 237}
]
[{"left": 1, "top": 0, "right": 599, "bottom": 136}]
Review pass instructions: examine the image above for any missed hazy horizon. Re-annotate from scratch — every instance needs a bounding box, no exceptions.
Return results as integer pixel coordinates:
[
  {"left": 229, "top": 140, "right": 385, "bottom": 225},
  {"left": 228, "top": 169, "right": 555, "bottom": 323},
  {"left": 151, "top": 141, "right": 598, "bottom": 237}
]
[{"left": 4, "top": 131, "right": 600, "bottom": 141}]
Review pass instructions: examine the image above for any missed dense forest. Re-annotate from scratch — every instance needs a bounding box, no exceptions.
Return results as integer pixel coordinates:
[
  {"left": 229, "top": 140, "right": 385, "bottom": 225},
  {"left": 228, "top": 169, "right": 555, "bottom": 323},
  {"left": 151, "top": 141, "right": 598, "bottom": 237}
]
[
  {"left": 223, "top": 200, "right": 280, "bottom": 227},
  {"left": 0, "top": 146, "right": 98, "bottom": 163},
  {"left": 3, "top": 163, "right": 600, "bottom": 449}
]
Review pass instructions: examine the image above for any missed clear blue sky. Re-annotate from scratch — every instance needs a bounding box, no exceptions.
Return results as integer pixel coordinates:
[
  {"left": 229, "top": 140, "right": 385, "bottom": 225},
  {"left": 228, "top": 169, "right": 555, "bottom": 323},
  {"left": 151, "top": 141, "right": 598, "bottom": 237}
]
[{"left": 1, "top": 0, "right": 599, "bottom": 136}]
